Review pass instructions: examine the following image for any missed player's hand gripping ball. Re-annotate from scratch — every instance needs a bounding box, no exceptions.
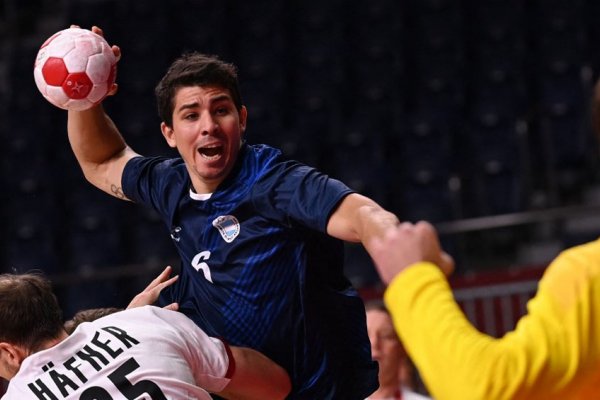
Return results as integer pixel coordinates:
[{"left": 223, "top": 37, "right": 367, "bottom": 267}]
[{"left": 33, "top": 27, "right": 117, "bottom": 111}]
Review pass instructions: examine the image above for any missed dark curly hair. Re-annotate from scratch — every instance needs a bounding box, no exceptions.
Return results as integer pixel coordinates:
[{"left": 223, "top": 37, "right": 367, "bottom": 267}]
[{"left": 154, "top": 52, "right": 243, "bottom": 127}]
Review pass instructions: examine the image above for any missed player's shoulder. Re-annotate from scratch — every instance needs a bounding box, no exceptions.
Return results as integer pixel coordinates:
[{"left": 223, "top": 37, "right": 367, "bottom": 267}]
[
  {"left": 236, "top": 143, "right": 294, "bottom": 183},
  {"left": 127, "top": 306, "right": 199, "bottom": 327},
  {"left": 124, "top": 156, "right": 189, "bottom": 199},
  {"left": 89, "top": 305, "right": 169, "bottom": 326},
  {"left": 82, "top": 306, "right": 195, "bottom": 339},
  {"left": 126, "top": 155, "right": 185, "bottom": 173},
  {"left": 244, "top": 143, "right": 284, "bottom": 167},
  {"left": 549, "top": 239, "right": 600, "bottom": 281},
  {"left": 551, "top": 239, "right": 600, "bottom": 268},
  {"left": 245, "top": 143, "right": 282, "bottom": 157},
  {"left": 245, "top": 143, "right": 314, "bottom": 174},
  {"left": 113, "top": 305, "right": 174, "bottom": 319}
]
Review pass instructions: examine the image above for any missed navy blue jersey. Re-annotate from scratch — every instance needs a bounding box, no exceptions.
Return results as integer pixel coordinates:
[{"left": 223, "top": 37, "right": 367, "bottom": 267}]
[{"left": 122, "top": 143, "right": 378, "bottom": 399}]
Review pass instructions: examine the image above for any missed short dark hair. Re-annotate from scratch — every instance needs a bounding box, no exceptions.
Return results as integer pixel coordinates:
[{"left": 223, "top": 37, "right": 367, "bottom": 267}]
[
  {"left": 64, "top": 307, "right": 123, "bottom": 334},
  {"left": 154, "top": 52, "right": 243, "bottom": 127},
  {"left": 0, "top": 273, "right": 64, "bottom": 351}
]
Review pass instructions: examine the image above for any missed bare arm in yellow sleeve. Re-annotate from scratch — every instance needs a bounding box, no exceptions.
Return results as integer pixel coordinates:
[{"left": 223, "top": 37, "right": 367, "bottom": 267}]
[{"left": 369, "top": 222, "right": 600, "bottom": 400}]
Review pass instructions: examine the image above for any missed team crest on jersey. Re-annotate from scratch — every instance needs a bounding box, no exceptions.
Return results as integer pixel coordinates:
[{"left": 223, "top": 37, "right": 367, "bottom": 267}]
[{"left": 212, "top": 215, "right": 240, "bottom": 243}]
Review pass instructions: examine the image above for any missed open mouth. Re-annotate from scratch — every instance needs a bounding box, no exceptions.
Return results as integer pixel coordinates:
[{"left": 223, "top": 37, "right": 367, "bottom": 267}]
[{"left": 198, "top": 145, "right": 223, "bottom": 160}]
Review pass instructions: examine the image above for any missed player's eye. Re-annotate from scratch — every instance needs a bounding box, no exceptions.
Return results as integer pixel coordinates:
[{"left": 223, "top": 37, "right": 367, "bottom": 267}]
[{"left": 184, "top": 112, "right": 198, "bottom": 120}]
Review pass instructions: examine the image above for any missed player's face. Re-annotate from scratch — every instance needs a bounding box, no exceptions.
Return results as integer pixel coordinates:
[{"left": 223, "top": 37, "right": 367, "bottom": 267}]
[
  {"left": 162, "top": 85, "right": 247, "bottom": 193},
  {"left": 366, "top": 309, "right": 403, "bottom": 386}
]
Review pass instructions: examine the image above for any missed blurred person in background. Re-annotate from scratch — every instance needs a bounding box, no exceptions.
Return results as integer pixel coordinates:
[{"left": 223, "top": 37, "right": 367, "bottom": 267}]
[
  {"left": 0, "top": 272, "right": 290, "bottom": 399},
  {"left": 365, "top": 300, "right": 431, "bottom": 400}
]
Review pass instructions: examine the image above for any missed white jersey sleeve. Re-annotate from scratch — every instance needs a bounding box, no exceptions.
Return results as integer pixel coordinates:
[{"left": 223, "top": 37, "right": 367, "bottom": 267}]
[{"left": 2, "top": 306, "right": 231, "bottom": 400}]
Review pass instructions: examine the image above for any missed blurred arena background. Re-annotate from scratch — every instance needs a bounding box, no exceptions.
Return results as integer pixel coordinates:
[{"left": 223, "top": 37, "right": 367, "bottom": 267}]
[{"left": 2, "top": 0, "right": 600, "bottom": 336}]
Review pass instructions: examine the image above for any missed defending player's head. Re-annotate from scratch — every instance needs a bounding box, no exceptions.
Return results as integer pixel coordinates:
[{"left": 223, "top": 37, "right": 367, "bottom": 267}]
[
  {"left": 0, "top": 273, "right": 65, "bottom": 379},
  {"left": 0, "top": 273, "right": 64, "bottom": 350},
  {"left": 154, "top": 52, "right": 244, "bottom": 128},
  {"left": 64, "top": 307, "right": 123, "bottom": 334}
]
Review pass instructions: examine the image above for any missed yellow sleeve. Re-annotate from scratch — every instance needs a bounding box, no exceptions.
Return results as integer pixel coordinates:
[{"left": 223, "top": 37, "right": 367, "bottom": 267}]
[{"left": 383, "top": 240, "right": 600, "bottom": 400}]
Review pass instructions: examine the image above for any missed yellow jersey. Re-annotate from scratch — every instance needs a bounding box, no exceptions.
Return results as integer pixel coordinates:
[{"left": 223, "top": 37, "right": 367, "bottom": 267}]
[{"left": 384, "top": 239, "right": 600, "bottom": 399}]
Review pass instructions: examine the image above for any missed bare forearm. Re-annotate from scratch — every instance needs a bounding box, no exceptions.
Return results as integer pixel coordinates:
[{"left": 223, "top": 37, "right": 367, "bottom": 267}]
[
  {"left": 218, "top": 347, "right": 291, "bottom": 400},
  {"left": 355, "top": 203, "right": 400, "bottom": 245},
  {"left": 327, "top": 193, "right": 399, "bottom": 245},
  {"left": 67, "top": 105, "right": 138, "bottom": 198},
  {"left": 67, "top": 105, "right": 127, "bottom": 167}
]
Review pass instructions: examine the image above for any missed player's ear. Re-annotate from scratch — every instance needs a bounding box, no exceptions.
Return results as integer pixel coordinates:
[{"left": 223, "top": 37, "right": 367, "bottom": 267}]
[
  {"left": 161, "top": 122, "right": 177, "bottom": 148},
  {"left": 0, "top": 342, "right": 26, "bottom": 379},
  {"left": 239, "top": 106, "right": 247, "bottom": 134}
]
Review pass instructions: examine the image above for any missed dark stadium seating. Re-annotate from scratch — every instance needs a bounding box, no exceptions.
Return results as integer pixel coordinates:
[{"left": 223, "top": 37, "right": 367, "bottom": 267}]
[{"left": 2, "top": 0, "right": 600, "bottom": 309}]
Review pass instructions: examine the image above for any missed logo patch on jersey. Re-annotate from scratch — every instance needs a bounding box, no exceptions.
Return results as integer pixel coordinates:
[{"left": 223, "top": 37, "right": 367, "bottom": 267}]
[
  {"left": 212, "top": 215, "right": 240, "bottom": 243},
  {"left": 170, "top": 226, "right": 182, "bottom": 242}
]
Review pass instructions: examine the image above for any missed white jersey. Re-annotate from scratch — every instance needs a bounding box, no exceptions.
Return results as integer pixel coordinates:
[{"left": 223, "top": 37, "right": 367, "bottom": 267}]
[
  {"left": 402, "top": 388, "right": 432, "bottom": 400},
  {"left": 365, "top": 387, "right": 432, "bottom": 400},
  {"left": 2, "top": 306, "right": 231, "bottom": 399}
]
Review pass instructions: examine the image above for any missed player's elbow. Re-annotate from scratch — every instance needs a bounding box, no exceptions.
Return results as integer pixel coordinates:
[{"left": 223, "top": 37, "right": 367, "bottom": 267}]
[
  {"left": 221, "top": 346, "right": 292, "bottom": 400},
  {"left": 79, "top": 162, "right": 101, "bottom": 184},
  {"left": 246, "top": 362, "right": 291, "bottom": 400},
  {"left": 80, "top": 150, "right": 135, "bottom": 200},
  {"left": 269, "top": 367, "right": 292, "bottom": 399},
  {"left": 79, "top": 162, "right": 110, "bottom": 189}
]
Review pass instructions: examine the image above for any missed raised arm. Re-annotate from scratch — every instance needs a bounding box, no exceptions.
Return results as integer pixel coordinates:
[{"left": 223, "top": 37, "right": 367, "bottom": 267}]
[
  {"left": 67, "top": 26, "right": 139, "bottom": 200},
  {"left": 216, "top": 346, "right": 291, "bottom": 400},
  {"left": 369, "top": 222, "right": 600, "bottom": 399}
]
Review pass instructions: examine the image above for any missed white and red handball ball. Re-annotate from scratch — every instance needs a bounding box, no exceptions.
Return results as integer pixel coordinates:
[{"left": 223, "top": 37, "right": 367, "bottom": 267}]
[{"left": 33, "top": 27, "right": 117, "bottom": 111}]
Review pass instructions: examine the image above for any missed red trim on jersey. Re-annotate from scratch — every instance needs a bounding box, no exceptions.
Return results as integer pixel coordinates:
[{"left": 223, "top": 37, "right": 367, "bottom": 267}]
[
  {"left": 366, "top": 387, "right": 402, "bottom": 399},
  {"left": 220, "top": 339, "right": 236, "bottom": 379}
]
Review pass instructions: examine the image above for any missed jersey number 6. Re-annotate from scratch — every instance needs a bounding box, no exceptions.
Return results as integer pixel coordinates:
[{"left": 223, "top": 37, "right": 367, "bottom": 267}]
[{"left": 191, "top": 250, "right": 213, "bottom": 283}]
